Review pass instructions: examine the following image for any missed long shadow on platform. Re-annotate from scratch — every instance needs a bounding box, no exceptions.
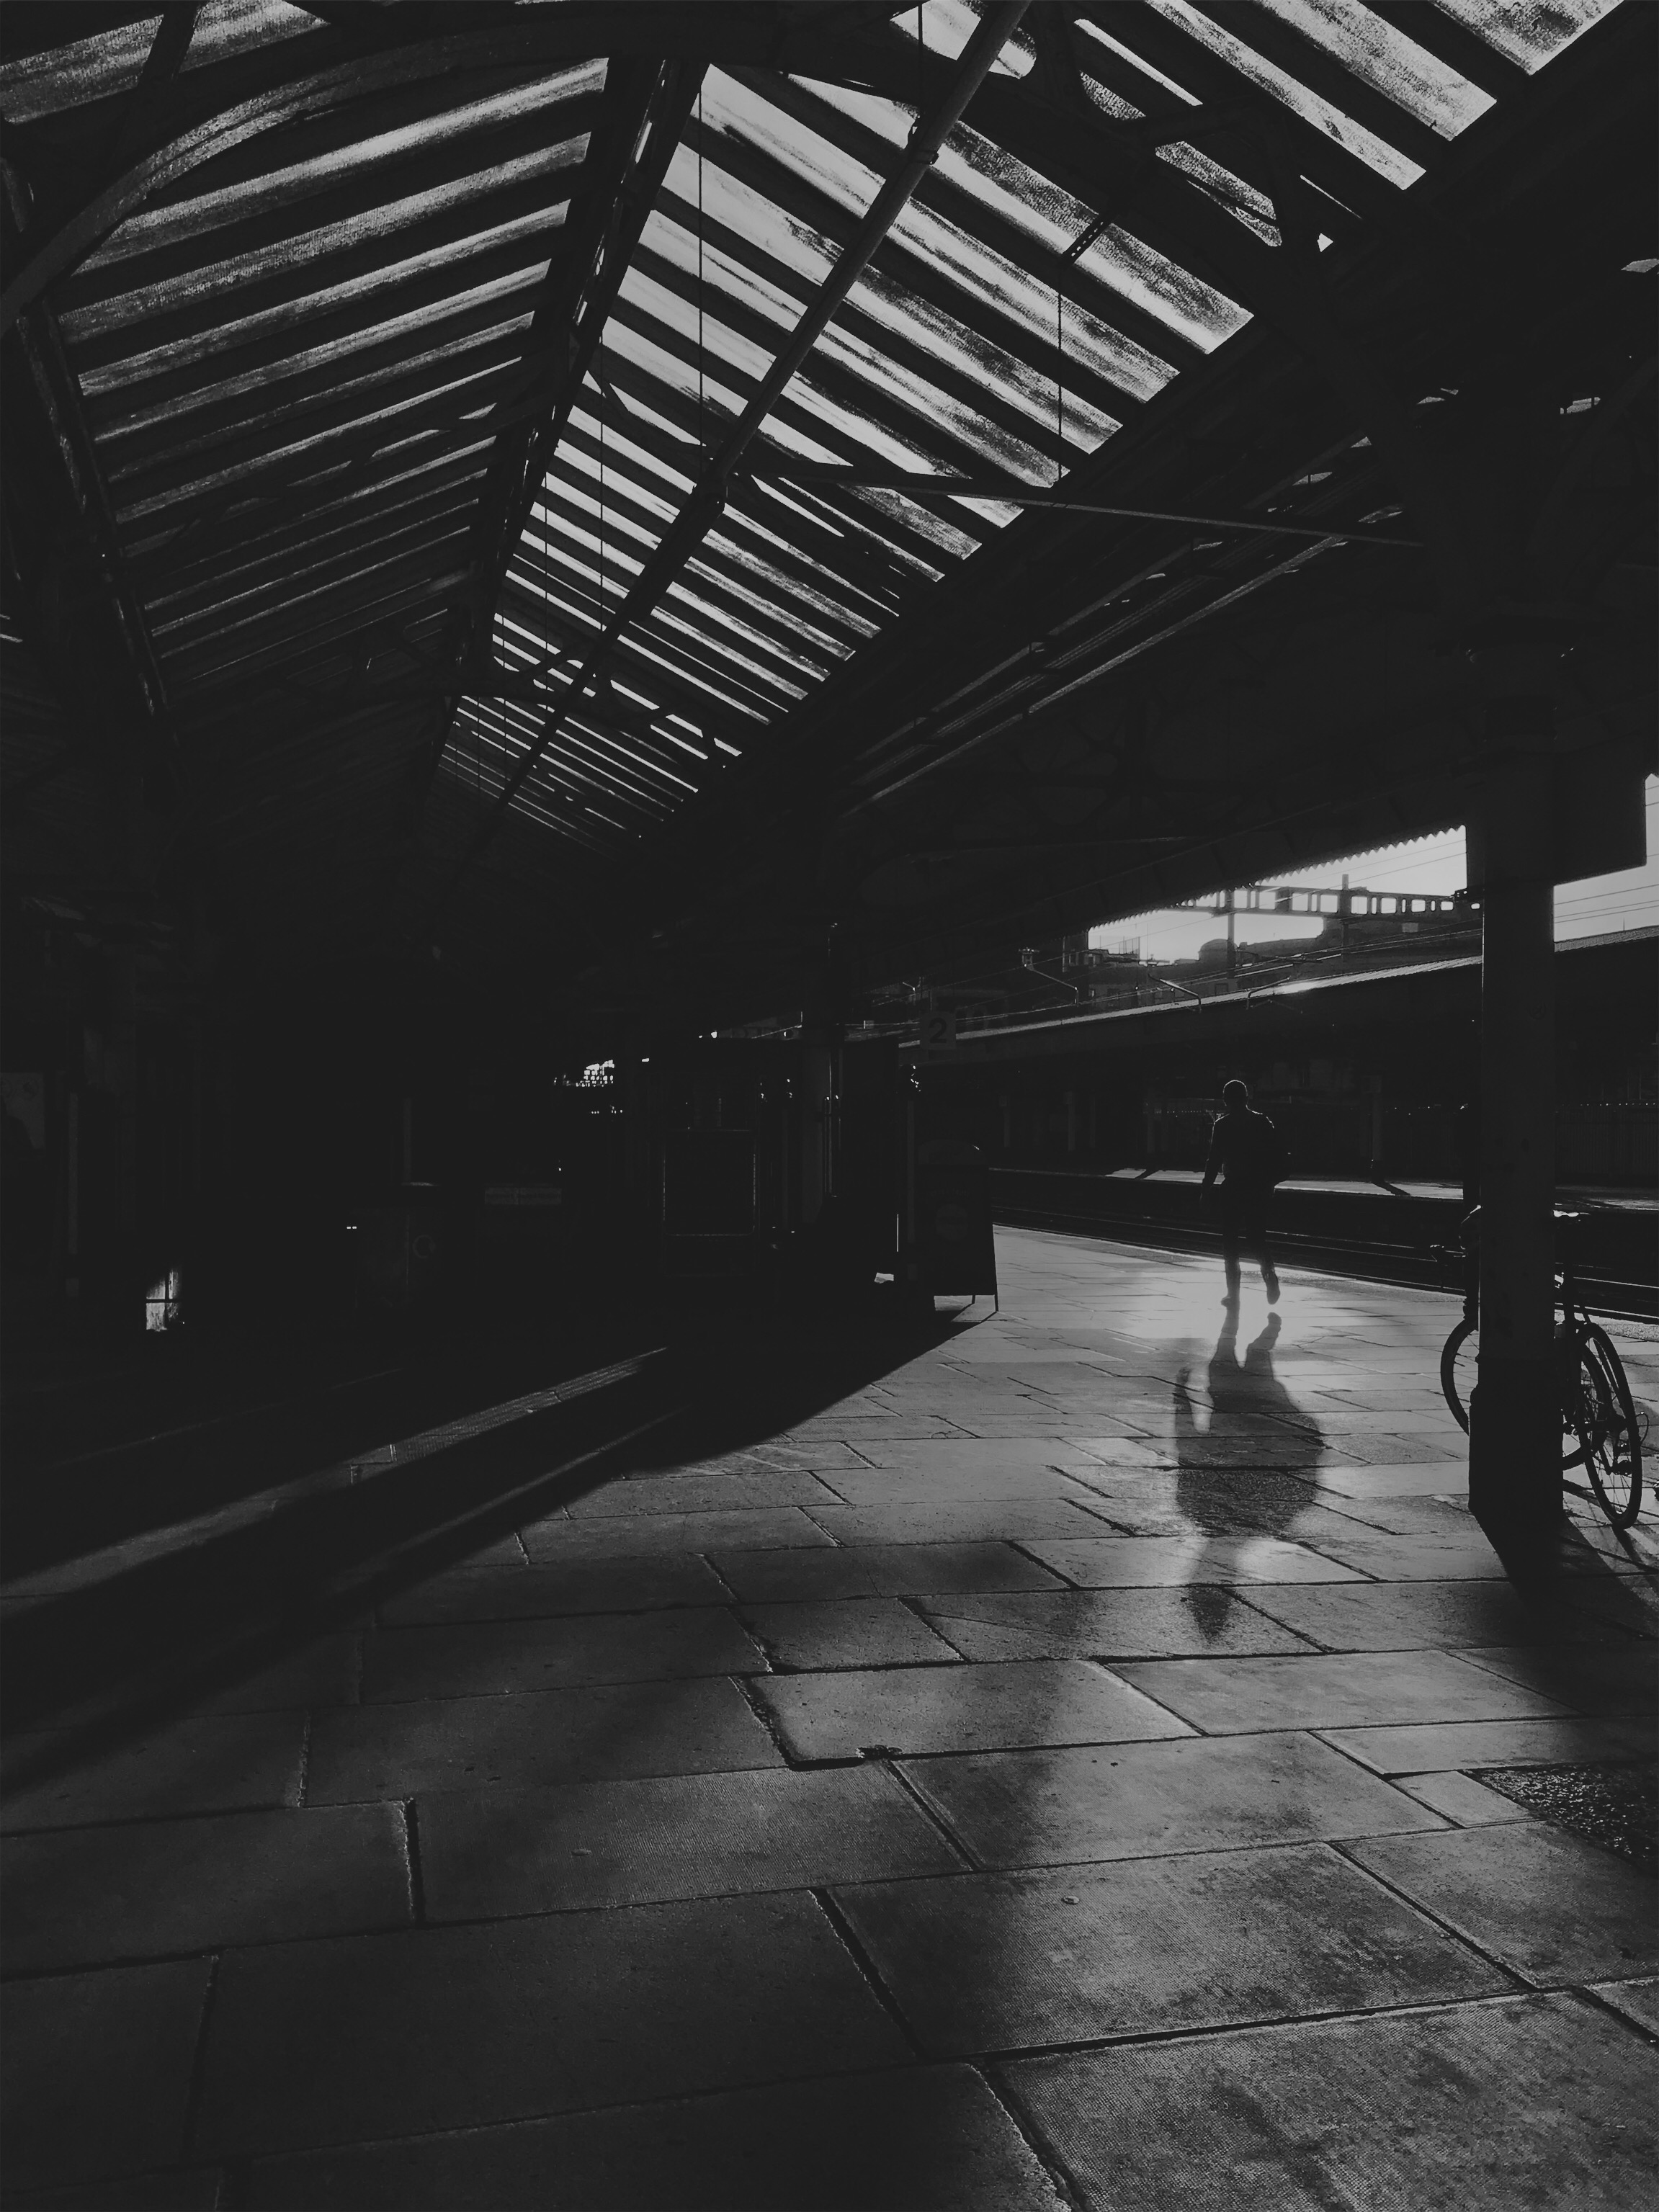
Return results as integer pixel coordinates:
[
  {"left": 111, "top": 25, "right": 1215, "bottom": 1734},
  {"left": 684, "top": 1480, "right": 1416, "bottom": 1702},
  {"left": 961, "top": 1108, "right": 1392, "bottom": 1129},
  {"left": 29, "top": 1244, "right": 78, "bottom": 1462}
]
[
  {"left": 1171, "top": 1311, "right": 1327, "bottom": 1638},
  {"left": 0, "top": 1292, "right": 965, "bottom": 1770}
]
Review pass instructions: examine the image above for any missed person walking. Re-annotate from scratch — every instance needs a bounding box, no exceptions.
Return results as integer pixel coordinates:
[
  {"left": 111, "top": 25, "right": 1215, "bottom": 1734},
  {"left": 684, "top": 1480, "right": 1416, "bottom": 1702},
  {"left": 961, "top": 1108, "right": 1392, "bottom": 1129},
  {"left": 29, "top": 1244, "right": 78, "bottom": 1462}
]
[{"left": 1201, "top": 1079, "right": 1282, "bottom": 1306}]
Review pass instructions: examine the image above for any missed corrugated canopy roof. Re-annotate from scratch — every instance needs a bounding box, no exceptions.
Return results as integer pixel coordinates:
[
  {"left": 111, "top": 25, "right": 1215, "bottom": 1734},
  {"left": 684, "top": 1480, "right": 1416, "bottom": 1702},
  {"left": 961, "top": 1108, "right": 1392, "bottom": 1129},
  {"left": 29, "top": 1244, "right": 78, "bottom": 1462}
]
[{"left": 0, "top": 0, "right": 1642, "bottom": 995}]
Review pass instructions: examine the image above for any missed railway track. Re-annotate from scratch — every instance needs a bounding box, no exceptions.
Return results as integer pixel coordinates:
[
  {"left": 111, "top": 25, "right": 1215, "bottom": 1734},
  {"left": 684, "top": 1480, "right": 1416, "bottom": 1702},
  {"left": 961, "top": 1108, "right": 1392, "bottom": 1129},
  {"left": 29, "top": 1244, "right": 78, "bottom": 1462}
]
[{"left": 992, "top": 1199, "right": 1658, "bottom": 1325}]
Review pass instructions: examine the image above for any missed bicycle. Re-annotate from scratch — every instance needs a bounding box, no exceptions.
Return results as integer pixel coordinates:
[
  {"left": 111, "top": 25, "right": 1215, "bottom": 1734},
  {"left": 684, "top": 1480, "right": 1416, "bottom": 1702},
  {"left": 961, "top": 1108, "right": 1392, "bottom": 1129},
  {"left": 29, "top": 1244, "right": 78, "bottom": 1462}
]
[{"left": 1436, "top": 1206, "right": 1643, "bottom": 1529}]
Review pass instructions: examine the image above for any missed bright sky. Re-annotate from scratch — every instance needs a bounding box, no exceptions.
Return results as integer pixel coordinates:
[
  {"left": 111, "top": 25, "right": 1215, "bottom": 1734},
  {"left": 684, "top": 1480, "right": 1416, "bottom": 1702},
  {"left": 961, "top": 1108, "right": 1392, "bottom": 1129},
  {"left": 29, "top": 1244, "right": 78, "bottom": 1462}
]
[{"left": 1090, "top": 777, "right": 1659, "bottom": 962}]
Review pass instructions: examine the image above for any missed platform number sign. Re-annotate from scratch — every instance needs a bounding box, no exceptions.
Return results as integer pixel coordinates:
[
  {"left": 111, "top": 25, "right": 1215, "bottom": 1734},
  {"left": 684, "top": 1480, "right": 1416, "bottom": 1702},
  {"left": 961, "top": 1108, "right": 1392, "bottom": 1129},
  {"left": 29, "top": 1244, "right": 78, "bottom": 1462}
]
[{"left": 919, "top": 1008, "right": 957, "bottom": 1052}]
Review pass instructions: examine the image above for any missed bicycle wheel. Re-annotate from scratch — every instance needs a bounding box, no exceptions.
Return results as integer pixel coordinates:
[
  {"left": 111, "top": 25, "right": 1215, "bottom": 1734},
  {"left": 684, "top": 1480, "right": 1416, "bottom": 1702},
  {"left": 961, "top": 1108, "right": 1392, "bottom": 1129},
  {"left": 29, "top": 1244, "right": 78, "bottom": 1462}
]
[
  {"left": 1573, "top": 1325, "right": 1643, "bottom": 1528},
  {"left": 1440, "top": 1317, "right": 1477, "bottom": 1433}
]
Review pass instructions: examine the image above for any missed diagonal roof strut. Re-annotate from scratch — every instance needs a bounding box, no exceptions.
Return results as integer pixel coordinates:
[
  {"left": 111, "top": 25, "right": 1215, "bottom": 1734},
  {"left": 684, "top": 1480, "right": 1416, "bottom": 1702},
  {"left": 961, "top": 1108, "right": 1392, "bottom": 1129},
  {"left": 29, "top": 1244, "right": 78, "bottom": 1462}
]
[{"left": 430, "top": 0, "right": 1032, "bottom": 915}]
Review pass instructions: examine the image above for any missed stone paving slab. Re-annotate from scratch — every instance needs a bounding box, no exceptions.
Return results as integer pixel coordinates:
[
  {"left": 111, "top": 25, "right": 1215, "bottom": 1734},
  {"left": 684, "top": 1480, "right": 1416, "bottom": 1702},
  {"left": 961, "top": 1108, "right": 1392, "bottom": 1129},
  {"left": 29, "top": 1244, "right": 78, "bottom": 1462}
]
[
  {"left": 563, "top": 1471, "right": 845, "bottom": 1518},
  {"left": 1308, "top": 1492, "right": 1482, "bottom": 1539},
  {"left": 753, "top": 1659, "right": 1192, "bottom": 1762},
  {"left": 180, "top": 1635, "right": 361, "bottom": 1715},
  {"left": 193, "top": 1894, "right": 911, "bottom": 2159},
  {"left": 1319, "top": 1714, "right": 1658, "bottom": 1776},
  {"left": 1343, "top": 1824, "right": 1659, "bottom": 1985},
  {"left": 1, "top": 1960, "right": 211, "bottom": 2193},
  {"left": 0, "top": 1803, "right": 410, "bottom": 1972},
  {"left": 1054, "top": 1473, "right": 1374, "bottom": 1547},
  {"left": 1114, "top": 1649, "right": 1570, "bottom": 1734},
  {"left": 711, "top": 1542, "right": 1065, "bottom": 1603},
  {"left": 419, "top": 1764, "right": 963, "bottom": 1920},
  {"left": 306, "top": 1679, "right": 782, "bottom": 1801},
  {"left": 359, "top": 1610, "right": 766, "bottom": 1703},
  {"left": 1313, "top": 1464, "right": 1472, "bottom": 1497},
  {"left": 913, "top": 1588, "right": 1313, "bottom": 1662},
  {"left": 1, "top": 1711, "right": 306, "bottom": 1832},
  {"left": 1314, "top": 1436, "right": 1465, "bottom": 1466},
  {"left": 901, "top": 1732, "right": 1445, "bottom": 1870},
  {"left": 1295, "top": 1530, "right": 1518, "bottom": 1580},
  {"left": 836, "top": 1441, "right": 1148, "bottom": 1478},
  {"left": 809, "top": 1467, "right": 1091, "bottom": 1507},
  {"left": 1238, "top": 1577, "right": 1636, "bottom": 1652},
  {"left": 1025, "top": 1438, "right": 1172, "bottom": 1469},
  {"left": 1592, "top": 1975, "right": 1659, "bottom": 2034},
  {"left": 833, "top": 1842, "right": 1506, "bottom": 2055},
  {"left": 1017, "top": 1533, "right": 1364, "bottom": 1588},
  {"left": 636, "top": 1442, "right": 872, "bottom": 1474},
  {"left": 1394, "top": 1770, "right": 1538, "bottom": 1826},
  {"left": 379, "top": 1556, "right": 730, "bottom": 1624},
  {"left": 519, "top": 1508, "right": 836, "bottom": 1564},
  {"left": 1451, "top": 1642, "right": 1659, "bottom": 1717},
  {"left": 801, "top": 1501, "right": 1113, "bottom": 1549},
  {"left": 741, "top": 1598, "right": 959, "bottom": 1672},
  {"left": 241, "top": 2061, "right": 1068, "bottom": 2211},
  {"left": 773, "top": 1420, "right": 973, "bottom": 1443},
  {"left": 1003, "top": 1992, "right": 1659, "bottom": 2212}
]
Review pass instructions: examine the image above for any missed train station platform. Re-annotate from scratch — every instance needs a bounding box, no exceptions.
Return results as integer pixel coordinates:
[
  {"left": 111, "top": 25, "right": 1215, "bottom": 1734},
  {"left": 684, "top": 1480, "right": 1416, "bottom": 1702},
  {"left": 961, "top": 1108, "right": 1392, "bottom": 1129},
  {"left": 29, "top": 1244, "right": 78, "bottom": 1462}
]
[
  {"left": 3, "top": 1230, "right": 1656, "bottom": 2208},
  {"left": 994, "top": 1168, "right": 1658, "bottom": 1312}
]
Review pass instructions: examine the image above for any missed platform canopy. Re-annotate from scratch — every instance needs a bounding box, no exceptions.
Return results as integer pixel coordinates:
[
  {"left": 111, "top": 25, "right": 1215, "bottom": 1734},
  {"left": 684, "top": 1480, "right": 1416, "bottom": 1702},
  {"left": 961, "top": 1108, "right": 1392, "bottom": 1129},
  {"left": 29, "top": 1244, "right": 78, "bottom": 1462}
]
[{"left": 1, "top": 1, "right": 1653, "bottom": 1021}]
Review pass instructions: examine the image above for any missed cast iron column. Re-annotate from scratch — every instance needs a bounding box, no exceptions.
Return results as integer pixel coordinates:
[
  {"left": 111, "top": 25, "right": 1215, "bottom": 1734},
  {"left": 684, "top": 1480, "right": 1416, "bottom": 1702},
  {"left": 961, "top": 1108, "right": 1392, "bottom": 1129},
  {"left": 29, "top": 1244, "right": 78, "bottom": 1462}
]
[{"left": 1468, "top": 751, "right": 1560, "bottom": 1561}]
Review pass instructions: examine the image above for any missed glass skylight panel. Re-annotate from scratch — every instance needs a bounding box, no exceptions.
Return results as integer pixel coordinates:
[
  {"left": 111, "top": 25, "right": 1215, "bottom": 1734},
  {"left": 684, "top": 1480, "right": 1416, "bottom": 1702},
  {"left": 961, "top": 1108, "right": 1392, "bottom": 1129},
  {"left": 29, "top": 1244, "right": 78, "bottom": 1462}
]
[
  {"left": 566, "top": 399, "right": 697, "bottom": 496},
  {"left": 1142, "top": 0, "right": 1425, "bottom": 186},
  {"left": 0, "top": 0, "right": 318, "bottom": 122},
  {"left": 1434, "top": 0, "right": 1623, "bottom": 71},
  {"left": 704, "top": 528, "right": 880, "bottom": 640},
  {"left": 560, "top": 434, "right": 682, "bottom": 528},
  {"left": 84, "top": 141, "right": 586, "bottom": 321},
  {"left": 638, "top": 211, "right": 808, "bottom": 336},
  {"left": 844, "top": 487, "right": 983, "bottom": 562},
  {"left": 810, "top": 322, "right": 1049, "bottom": 475},
  {"left": 540, "top": 488, "right": 661, "bottom": 566},
  {"left": 617, "top": 630, "right": 769, "bottom": 724},
  {"left": 602, "top": 323, "right": 757, "bottom": 439},
  {"left": 615, "top": 265, "right": 781, "bottom": 392},
  {"left": 892, "top": 0, "right": 1036, "bottom": 76},
  {"left": 1256, "top": 1, "right": 1493, "bottom": 135},
  {"left": 704, "top": 71, "right": 885, "bottom": 227},
  {"left": 1155, "top": 143, "right": 1279, "bottom": 242},
  {"left": 81, "top": 64, "right": 604, "bottom": 273},
  {"left": 1076, "top": 16, "right": 1202, "bottom": 103},
  {"left": 888, "top": 138, "right": 1200, "bottom": 383},
  {"left": 759, "top": 480, "right": 948, "bottom": 581},
  {"left": 89, "top": 267, "right": 546, "bottom": 415},
  {"left": 661, "top": 144, "right": 838, "bottom": 296},
  {"left": 843, "top": 267, "right": 1132, "bottom": 443},
  {"left": 657, "top": 581, "right": 820, "bottom": 692},
  {"left": 66, "top": 222, "right": 562, "bottom": 374},
  {"left": 99, "top": 307, "right": 537, "bottom": 438},
  {"left": 1075, "top": 227, "right": 1247, "bottom": 354},
  {"left": 115, "top": 355, "right": 515, "bottom": 521},
  {"left": 682, "top": 555, "right": 853, "bottom": 663}
]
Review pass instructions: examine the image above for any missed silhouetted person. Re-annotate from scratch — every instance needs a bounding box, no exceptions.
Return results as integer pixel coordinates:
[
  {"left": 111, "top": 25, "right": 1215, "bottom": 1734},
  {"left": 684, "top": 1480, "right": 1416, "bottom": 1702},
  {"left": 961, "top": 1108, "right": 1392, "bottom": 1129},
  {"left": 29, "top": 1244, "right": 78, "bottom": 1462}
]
[{"left": 1201, "top": 1078, "right": 1281, "bottom": 1306}]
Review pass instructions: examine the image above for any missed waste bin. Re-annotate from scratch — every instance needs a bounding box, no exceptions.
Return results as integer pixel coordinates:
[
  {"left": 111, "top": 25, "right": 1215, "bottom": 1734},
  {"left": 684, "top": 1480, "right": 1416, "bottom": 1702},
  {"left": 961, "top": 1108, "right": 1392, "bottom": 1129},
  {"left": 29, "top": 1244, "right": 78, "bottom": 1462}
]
[{"left": 914, "top": 1139, "right": 998, "bottom": 1301}]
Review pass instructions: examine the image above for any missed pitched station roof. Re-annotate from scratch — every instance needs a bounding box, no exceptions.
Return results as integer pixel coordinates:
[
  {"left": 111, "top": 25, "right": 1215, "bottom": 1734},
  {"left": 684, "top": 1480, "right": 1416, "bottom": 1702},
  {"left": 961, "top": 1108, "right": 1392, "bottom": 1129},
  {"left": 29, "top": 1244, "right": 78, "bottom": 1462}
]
[{"left": 1, "top": 2, "right": 1652, "bottom": 1013}]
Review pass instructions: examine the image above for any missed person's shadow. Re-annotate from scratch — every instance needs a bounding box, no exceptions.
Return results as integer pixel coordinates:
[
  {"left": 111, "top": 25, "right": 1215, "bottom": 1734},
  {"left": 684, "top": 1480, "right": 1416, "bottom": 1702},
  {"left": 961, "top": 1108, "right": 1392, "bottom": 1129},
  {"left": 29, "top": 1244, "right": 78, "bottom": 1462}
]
[{"left": 1171, "top": 1311, "right": 1325, "bottom": 1638}]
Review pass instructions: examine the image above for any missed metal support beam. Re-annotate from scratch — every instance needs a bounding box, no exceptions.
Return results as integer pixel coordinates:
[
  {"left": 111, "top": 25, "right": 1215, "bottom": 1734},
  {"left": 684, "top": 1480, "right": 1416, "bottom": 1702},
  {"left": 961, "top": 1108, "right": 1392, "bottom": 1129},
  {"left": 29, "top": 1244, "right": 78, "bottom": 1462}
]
[
  {"left": 1468, "top": 751, "right": 1561, "bottom": 1565},
  {"left": 432, "top": 0, "right": 1032, "bottom": 912}
]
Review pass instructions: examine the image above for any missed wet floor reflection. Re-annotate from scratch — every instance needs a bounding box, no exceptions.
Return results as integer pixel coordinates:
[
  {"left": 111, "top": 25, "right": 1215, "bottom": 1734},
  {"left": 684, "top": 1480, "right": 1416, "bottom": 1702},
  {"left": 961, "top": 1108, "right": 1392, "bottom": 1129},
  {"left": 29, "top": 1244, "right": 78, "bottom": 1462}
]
[{"left": 1173, "top": 1312, "right": 1326, "bottom": 1638}]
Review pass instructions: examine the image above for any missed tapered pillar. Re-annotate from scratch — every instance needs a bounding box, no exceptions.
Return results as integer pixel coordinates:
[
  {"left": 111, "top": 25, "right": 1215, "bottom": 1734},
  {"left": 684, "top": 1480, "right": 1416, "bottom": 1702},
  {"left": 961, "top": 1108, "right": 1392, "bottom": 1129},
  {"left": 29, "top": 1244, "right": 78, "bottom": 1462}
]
[{"left": 1468, "top": 758, "right": 1560, "bottom": 1560}]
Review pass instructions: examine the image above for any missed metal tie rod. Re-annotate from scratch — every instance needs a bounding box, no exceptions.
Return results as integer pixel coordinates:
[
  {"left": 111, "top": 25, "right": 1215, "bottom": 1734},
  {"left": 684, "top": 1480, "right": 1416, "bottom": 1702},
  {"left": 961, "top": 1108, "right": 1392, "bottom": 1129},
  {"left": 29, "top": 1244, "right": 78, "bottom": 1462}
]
[{"left": 751, "top": 471, "right": 1420, "bottom": 549}]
